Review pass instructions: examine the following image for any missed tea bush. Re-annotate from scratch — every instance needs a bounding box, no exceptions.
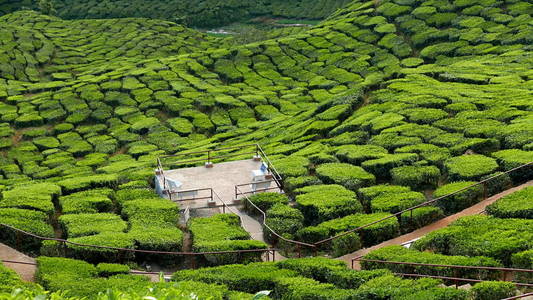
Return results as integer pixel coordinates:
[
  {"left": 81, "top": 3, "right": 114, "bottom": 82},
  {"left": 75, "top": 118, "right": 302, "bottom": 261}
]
[
  {"left": 297, "top": 212, "right": 400, "bottom": 247},
  {"left": 316, "top": 163, "right": 375, "bottom": 190},
  {"left": 413, "top": 215, "right": 533, "bottom": 266},
  {"left": 362, "top": 245, "right": 502, "bottom": 281},
  {"left": 244, "top": 192, "right": 289, "bottom": 214},
  {"left": 295, "top": 185, "right": 363, "bottom": 225},
  {"left": 470, "top": 281, "right": 516, "bottom": 300},
  {"left": 189, "top": 214, "right": 267, "bottom": 265},
  {"left": 444, "top": 155, "right": 499, "bottom": 181},
  {"left": 486, "top": 186, "right": 533, "bottom": 219},
  {"left": 263, "top": 203, "right": 304, "bottom": 244},
  {"left": 433, "top": 181, "right": 483, "bottom": 214}
]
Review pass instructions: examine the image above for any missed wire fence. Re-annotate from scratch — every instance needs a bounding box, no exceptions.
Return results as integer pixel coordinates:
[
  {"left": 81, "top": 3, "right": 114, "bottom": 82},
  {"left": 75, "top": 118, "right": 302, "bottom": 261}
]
[{"left": 351, "top": 258, "right": 533, "bottom": 288}]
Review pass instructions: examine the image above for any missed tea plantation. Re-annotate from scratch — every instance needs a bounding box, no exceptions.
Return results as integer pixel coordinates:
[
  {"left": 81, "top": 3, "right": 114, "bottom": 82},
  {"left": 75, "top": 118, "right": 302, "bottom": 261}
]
[{"left": 0, "top": 0, "right": 532, "bottom": 298}]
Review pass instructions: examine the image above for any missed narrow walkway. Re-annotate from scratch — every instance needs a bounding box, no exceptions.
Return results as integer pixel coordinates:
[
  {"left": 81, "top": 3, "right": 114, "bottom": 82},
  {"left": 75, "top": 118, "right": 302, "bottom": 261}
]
[
  {"left": 0, "top": 243, "right": 36, "bottom": 282},
  {"left": 339, "top": 180, "right": 533, "bottom": 269},
  {"left": 236, "top": 208, "right": 265, "bottom": 242},
  {"left": 234, "top": 208, "right": 286, "bottom": 261}
]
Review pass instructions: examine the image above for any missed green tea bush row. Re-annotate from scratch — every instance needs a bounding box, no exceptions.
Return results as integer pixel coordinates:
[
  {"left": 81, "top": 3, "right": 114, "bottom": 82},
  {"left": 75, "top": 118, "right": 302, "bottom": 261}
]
[
  {"left": 486, "top": 186, "right": 533, "bottom": 219},
  {"left": 296, "top": 212, "right": 400, "bottom": 247},
  {"left": 413, "top": 215, "right": 533, "bottom": 266},
  {"left": 189, "top": 214, "right": 267, "bottom": 265},
  {"left": 295, "top": 184, "right": 363, "bottom": 225},
  {"left": 362, "top": 245, "right": 503, "bottom": 281}
]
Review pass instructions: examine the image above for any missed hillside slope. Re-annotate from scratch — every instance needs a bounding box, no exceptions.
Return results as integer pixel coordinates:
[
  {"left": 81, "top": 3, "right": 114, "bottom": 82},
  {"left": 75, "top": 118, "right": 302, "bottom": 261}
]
[
  {"left": 0, "top": 0, "right": 531, "bottom": 262},
  {"left": 0, "top": 0, "right": 353, "bottom": 27}
]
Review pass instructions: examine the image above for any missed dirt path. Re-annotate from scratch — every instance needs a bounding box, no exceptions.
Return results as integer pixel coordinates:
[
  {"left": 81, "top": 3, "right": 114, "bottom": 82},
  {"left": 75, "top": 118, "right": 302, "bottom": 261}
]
[
  {"left": 0, "top": 243, "right": 36, "bottom": 282},
  {"left": 339, "top": 180, "right": 533, "bottom": 269}
]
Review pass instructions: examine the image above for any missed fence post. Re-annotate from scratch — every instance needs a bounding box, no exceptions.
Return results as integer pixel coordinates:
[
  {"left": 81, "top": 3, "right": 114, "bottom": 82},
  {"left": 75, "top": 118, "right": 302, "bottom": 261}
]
[{"left": 191, "top": 256, "right": 197, "bottom": 269}]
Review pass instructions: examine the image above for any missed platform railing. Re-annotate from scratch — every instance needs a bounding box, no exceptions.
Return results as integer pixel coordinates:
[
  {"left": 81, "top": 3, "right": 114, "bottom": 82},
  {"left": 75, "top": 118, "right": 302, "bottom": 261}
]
[
  {"left": 157, "top": 143, "right": 283, "bottom": 195},
  {"left": 234, "top": 179, "right": 283, "bottom": 199}
]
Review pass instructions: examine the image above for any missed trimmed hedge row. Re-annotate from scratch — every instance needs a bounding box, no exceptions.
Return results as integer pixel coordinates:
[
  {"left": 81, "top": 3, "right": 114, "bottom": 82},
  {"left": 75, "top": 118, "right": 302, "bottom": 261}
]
[
  {"left": 244, "top": 192, "right": 289, "bottom": 214},
  {"left": 362, "top": 245, "right": 503, "bottom": 281},
  {"left": 486, "top": 186, "right": 533, "bottom": 219},
  {"left": 296, "top": 212, "right": 400, "bottom": 248},
  {"left": 263, "top": 203, "right": 304, "bottom": 245},
  {"left": 433, "top": 181, "right": 483, "bottom": 214},
  {"left": 172, "top": 258, "right": 463, "bottom": 299},
  {"left": 189, "top": 214, "right": 267, "bottom": 265},
  {"left": 413, "top": 215, "right": 533, "bottom": 266},
  {"left": 35, "top": 256, "right": 233, "bottom": 299},
  {"left": 0, "top": 208, "right": 54, "bottom": 253},
  {"left": 316, "top": 162, "right": 375, "bottom": 191},
  {"left": 295, "top": 184, "right": 363, "bottom": 225}
]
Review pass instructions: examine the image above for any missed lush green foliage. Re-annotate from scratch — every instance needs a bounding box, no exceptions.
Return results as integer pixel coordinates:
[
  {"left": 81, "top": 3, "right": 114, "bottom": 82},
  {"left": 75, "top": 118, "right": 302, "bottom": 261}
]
[
  {"left": 189, "top": 214, "right": 267, "bottom": 265},
  {"left": 297, "top": 212, "right": 399, "bottom": 247},
  {"left": 486, "top": 186, "right": 533, "bottom": 219},
  {"left": 362, "top": 245, "right": 502, "bottom": 280},
  {"left": 470, "top": 281, "right": 516, "bottom": 300},
  {"left": 444, "top": 155, "right": 499, "bottom": 181},
  {"left": 245, "top": 192, "right": 289, "bottom": 214},
  {"left": 295, "top": 185, "right": 363, "bottom": 225},
  {"left": 433, "top": 181, "right": 483, "bottom": 214},
  {"left": 0, "top": 0, "right": 532, "bottom": 295},
  {"left": 413, "top": 215, "right": 533, "bottom": 266}
]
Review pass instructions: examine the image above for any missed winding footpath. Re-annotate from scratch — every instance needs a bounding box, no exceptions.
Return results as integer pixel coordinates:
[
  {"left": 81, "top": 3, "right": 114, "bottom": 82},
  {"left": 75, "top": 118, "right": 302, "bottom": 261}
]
[
  {"left": 339, "top": 180, "right": 533, "bottom": 270},
  {"left": 1, "top": 180, "right": 531, "bottom": 282}
]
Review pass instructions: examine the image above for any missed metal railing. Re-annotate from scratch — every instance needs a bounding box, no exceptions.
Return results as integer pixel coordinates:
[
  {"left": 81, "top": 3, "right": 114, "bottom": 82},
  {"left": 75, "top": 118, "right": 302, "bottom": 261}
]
[
  {"left": 168, "top": 187, "right": 213, "bottom": 202},
  {"left": 351, "top": 258, "right": 533, "bottom": 287},
  {"left": 397, "top": 273, "right": 533, "bottom": 288},
  {"left": 234, "top": 179, "right": 283, "bottom": 199},
  {"left": 235, "top": 184, "right": 317, "bottom": 257},
  {"left": 503, "top": 292, "right": 533, "bottom": 300}
]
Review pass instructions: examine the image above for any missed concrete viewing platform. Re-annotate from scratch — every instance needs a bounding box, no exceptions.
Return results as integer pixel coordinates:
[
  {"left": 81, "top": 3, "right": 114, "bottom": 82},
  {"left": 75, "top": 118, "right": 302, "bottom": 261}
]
[{"left": 156, "top": 159, "right": 274, "bottom": 210}]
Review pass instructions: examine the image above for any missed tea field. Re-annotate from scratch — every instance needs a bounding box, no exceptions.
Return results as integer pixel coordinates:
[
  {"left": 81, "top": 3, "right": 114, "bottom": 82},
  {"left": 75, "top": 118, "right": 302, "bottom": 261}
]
[{"left": 0, "top": 0, "right": 532, "bottom": 298}]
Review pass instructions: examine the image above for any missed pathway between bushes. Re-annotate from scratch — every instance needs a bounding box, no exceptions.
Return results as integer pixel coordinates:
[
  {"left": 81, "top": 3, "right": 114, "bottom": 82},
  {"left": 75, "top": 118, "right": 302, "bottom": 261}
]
[
  {"left": 0, "top": 243, "right": 36, "bottom": 282},
  {"left": 339, "top": 180, "right": 533, "bottom": 270}
]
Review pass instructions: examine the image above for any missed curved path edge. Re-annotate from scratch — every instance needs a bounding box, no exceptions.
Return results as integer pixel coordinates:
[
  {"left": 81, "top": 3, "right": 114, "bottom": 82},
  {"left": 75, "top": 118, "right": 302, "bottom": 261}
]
[{"left": 339, "top": 180, "right": 533, "bottom": 270}]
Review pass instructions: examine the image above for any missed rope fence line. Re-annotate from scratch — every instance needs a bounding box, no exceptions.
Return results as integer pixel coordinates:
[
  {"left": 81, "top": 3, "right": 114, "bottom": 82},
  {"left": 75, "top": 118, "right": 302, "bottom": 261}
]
[
  {"left": 3, "top": 162, "right": 528, "bottom": 258},
  {"left": 503, "top": 292, "right": 533, "bottom": 300},
  {"left": 0, "top": 223, "right": 276, "bottom": 257},
  {"left": 235, "top": 161, "right": 532, "bottom": 252}
]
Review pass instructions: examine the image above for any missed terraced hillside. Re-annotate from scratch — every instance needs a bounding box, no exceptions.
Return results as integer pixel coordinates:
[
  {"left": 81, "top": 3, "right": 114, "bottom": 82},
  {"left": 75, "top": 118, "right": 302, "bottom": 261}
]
[
  {"left": 0, "top": 0, "right": 532, "bottom": 297},
  {"left": 0, "top": 0, "right": 353, "bottom": 27},
  {"left": 0, "top": 11, "right": 226, "bottom": 82}
]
